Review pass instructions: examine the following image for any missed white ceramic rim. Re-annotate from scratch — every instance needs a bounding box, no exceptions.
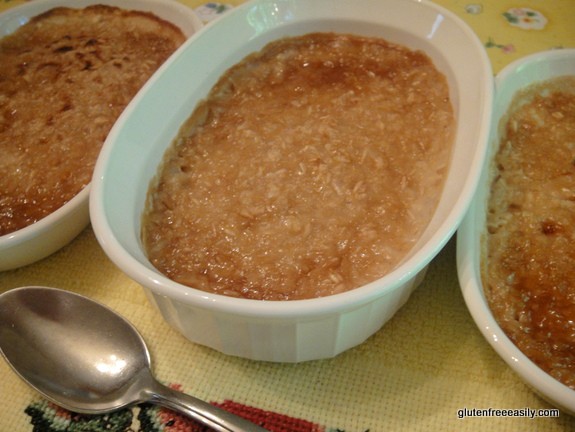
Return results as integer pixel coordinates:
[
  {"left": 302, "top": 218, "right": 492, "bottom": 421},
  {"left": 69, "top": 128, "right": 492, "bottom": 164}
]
[
  {"left": 91, "top": 0, "right": 493, "bottom": 319},
  {"left": 0, "top": 0, "right": 202, "bottom": 266},
  {"left": 457, "top": 48, "right": 575, "bottom": 414},
  {"left": 0, "top": 187, "right": 90, "bottom": 247}
]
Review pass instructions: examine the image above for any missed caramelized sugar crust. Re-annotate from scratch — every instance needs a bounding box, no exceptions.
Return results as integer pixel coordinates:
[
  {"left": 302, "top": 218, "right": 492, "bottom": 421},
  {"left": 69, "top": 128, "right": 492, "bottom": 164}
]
[
  {"left": 143, "top": 33, "right": 454, "bottom": 300},
  {"left": 0, "top": 5, "right": 185, "bottom": 235},
  {"left": 486, "top": 76, "right": 575, "bottom": 389}
]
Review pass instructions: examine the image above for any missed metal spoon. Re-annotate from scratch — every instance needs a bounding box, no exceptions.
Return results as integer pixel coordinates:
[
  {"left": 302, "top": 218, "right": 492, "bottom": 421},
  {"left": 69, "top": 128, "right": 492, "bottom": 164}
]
[{"left": 0, "top": 286, "right": 268, "bottom": 432}]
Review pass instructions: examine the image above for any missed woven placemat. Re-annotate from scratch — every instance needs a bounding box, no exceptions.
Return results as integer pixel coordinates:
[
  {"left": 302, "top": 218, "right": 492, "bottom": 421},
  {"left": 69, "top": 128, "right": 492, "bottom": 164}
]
[{"left": 2, "top": 229, "right": 575, "bottom": 431}]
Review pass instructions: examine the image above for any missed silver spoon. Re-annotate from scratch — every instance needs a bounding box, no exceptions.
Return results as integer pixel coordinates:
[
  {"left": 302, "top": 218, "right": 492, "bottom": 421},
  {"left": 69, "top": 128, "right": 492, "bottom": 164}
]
[{"left": 0, "top": 286, "right": 268, "bottom": 432}]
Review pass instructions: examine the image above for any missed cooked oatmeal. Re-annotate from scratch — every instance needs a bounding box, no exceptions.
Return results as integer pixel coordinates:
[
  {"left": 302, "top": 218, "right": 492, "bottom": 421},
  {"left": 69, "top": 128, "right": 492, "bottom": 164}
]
[
  {"left": 0, "top": 5, "right": 185, "bottom": 235},
  {"left": 485, "top": 76, "right": 575, "bottom": 389},
  {"left": 143, "top": 32, "right": 454, "bottom": 300}
]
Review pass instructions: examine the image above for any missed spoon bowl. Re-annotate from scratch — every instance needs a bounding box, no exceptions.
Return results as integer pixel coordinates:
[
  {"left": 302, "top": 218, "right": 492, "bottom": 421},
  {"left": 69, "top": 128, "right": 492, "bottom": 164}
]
[{"left": 0, "top": 286, "right": 267, "bottom": 431}]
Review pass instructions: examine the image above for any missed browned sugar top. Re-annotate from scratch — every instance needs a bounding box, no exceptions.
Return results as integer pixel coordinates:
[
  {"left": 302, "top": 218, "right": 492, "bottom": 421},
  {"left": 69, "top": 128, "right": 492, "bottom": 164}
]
[
  {"left": 485, "top": 76, "right": 575, "bottom": 389},
  {"left": 143, "top": 32, "right": 454, "bottom": 300},
  {"left": 0, "top": 5, "right": 185, "bottom": 235}
]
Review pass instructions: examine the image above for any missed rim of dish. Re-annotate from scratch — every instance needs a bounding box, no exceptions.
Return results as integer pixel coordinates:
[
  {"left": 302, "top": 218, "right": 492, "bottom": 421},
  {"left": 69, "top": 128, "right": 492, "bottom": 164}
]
[
  {"left": 0, "top": 186, "right": 90, "bottom": 247},
  {"left": 90, "top": 0, "right": 493, "bottom": 318},
  {"left": 458, "top": 48, "right": 575, "bottom": 414},
  {"left": 0, "top": 0, "right": 202, "bottom": 249},
  {"left": 462, "top": 275, "right": 575, "bottom": 413}
]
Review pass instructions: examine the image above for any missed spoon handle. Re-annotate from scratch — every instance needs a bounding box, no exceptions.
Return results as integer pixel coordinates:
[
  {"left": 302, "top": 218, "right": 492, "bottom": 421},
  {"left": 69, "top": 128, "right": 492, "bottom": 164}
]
[{"left": 146, "top": 380, "right": 269, "bottom": 432}]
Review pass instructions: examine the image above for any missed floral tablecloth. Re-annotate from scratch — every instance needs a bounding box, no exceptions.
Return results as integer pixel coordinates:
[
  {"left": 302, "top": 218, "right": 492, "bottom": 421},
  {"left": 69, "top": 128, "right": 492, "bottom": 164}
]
[{"left": 1, "top": 0, "right": 575, "bottom": 431}]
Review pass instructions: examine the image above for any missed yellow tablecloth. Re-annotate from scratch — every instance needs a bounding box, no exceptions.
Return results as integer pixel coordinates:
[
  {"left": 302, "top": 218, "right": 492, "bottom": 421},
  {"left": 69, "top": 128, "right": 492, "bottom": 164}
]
[{"left": 1, "top": 0, "right": 575, "bottom": 431}]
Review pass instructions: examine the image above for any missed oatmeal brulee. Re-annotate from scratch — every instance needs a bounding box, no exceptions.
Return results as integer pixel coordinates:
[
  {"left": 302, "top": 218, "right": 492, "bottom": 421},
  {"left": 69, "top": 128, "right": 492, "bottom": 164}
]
[
  {"left": 143, "top": 32, "right": 455, "bottom": 300},
  {"left": 485, "top": 76, "right": 575, "bottom": 389},
  {"left": 0, "top": 5, "right": 185, "bottom": 235}
]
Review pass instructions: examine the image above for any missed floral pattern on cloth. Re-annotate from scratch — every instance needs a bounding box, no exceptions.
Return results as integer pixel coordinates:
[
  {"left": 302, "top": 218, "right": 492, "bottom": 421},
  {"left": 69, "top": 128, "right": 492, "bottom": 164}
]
[
  {"left": 455, "top": 1, "right": 569, "bottom": 72},
  {"left": 24, "top": 401, "right": 133, "bottom": 432},
  {"left": 24, "top": 397, "right": 350, "bottom": 432},
  {"left": 485, "top": 37, "right": 516, "bottom": 54},
  {"left": 503, "top": 7, "right": 548, "bottom": 30},
  {"left": 139, "top": 400, "right": 328, "bottom": 432},
  {"left": 194, "top": 2, "right": 233, "bottom": 22}
]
